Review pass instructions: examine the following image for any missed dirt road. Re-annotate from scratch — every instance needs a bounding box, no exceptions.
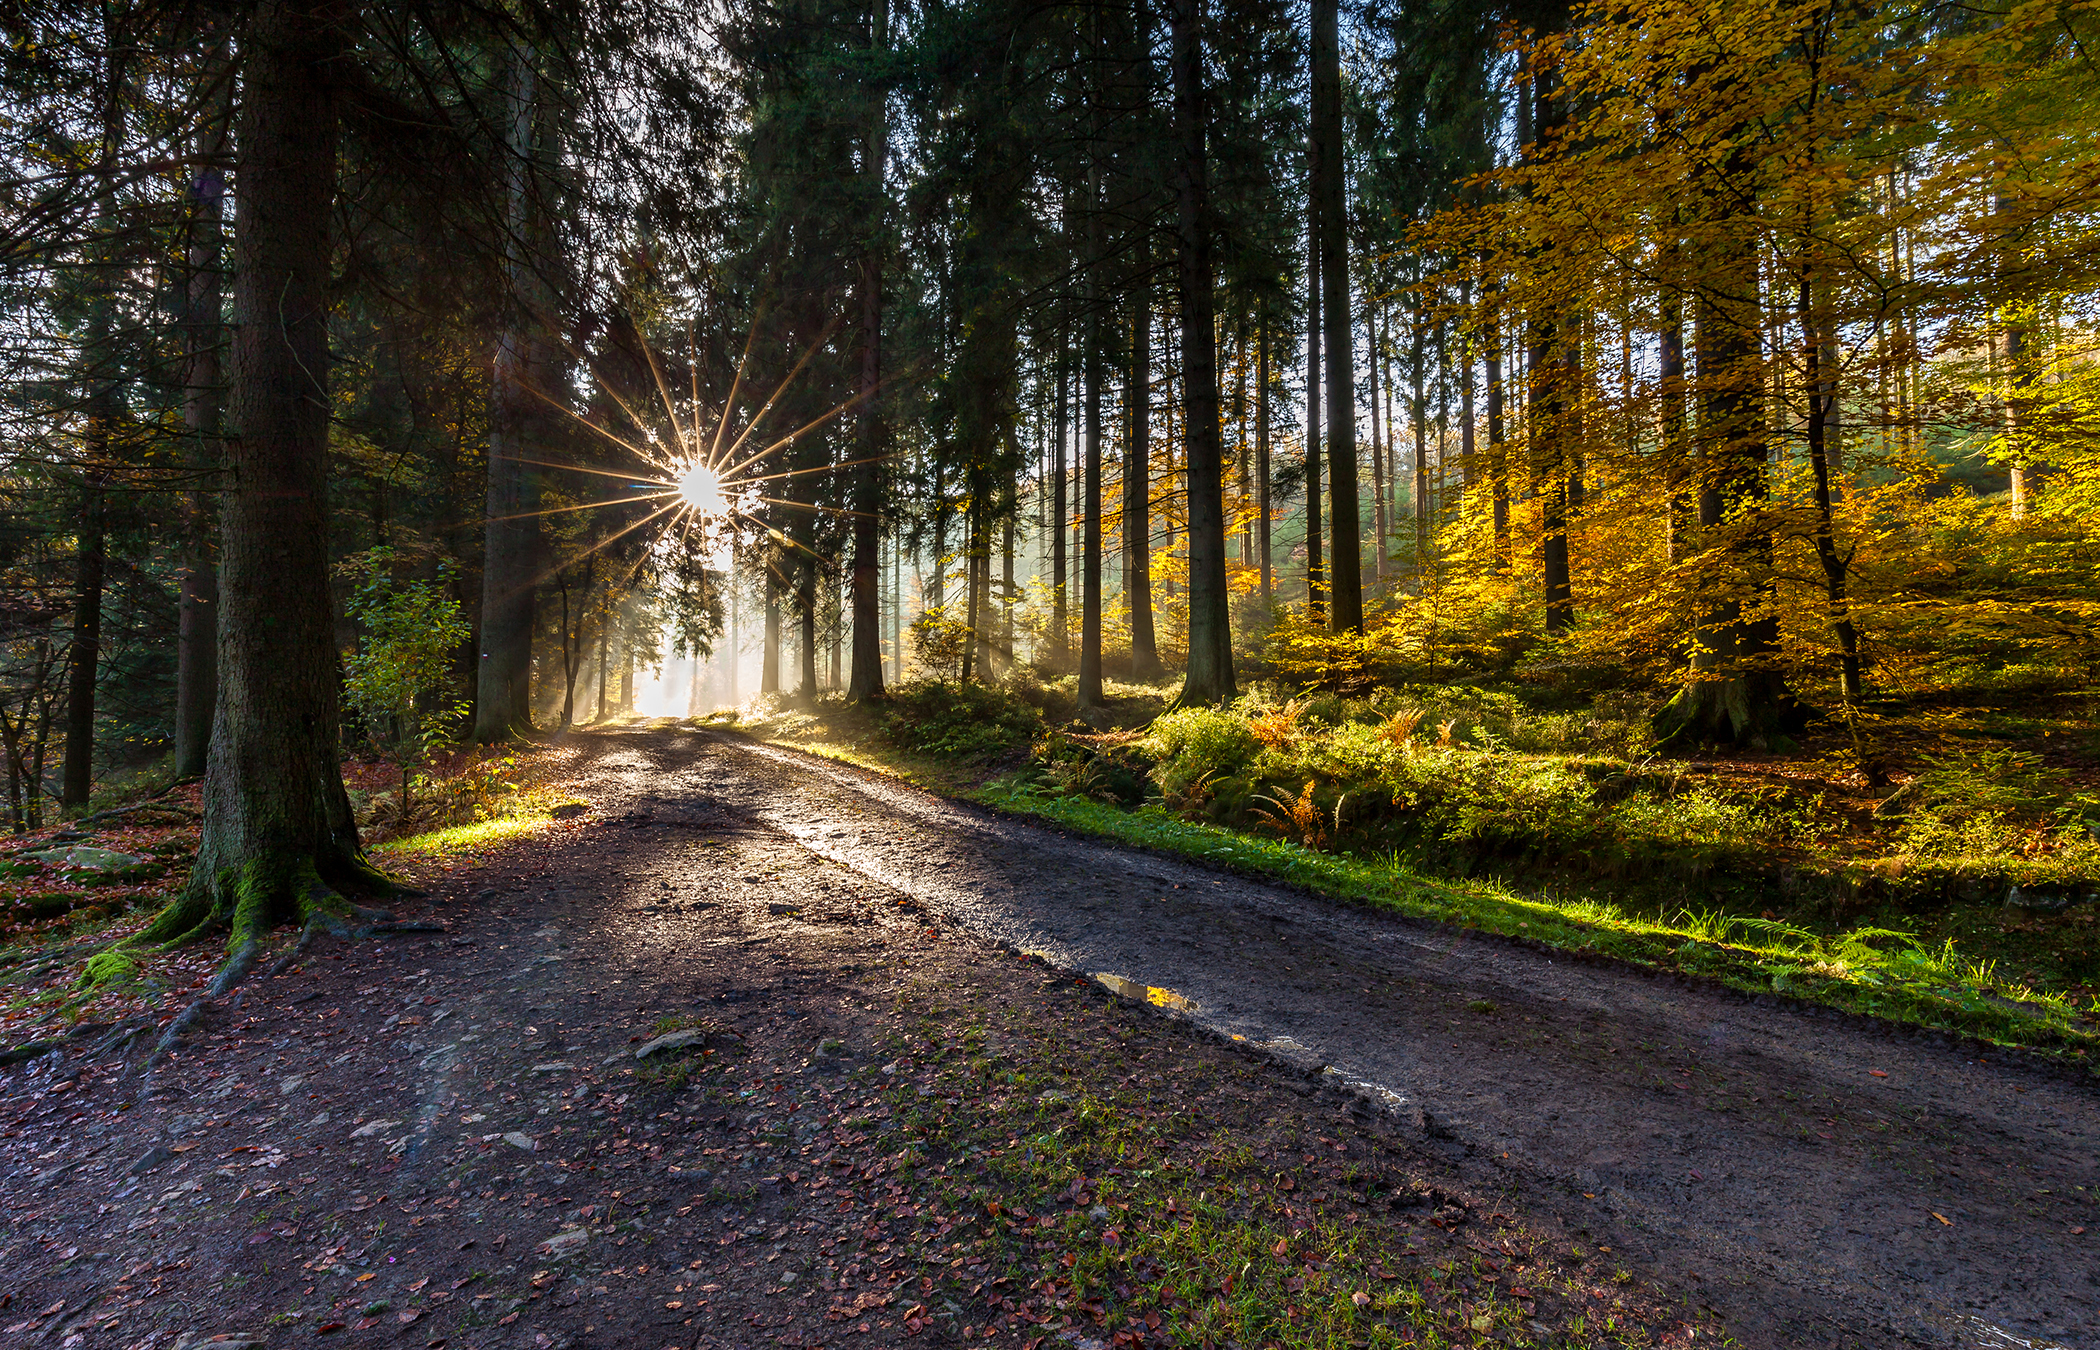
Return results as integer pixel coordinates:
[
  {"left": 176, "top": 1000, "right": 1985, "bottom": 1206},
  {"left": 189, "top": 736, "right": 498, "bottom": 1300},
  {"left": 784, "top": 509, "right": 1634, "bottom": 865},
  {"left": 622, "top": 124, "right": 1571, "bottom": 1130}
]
[
  {"left": 657, "top": 726, "right": 2096, "bottom": 1350},
  {"left": 1, "top": 722, "right": 2090, "bottom": 1350}
]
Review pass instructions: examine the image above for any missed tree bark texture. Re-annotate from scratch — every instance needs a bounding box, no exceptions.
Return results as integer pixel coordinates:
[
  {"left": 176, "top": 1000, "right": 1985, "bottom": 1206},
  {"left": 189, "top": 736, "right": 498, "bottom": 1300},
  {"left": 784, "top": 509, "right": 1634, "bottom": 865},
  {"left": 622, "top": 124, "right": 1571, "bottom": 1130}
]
[
  {"left": 1655, "top": 158, "right": 1801, "bottom": 749},
  {"left": 1312, "top": 0, "right": 1361, "bottom": 633},
  {"left": 1125, "top": 294, "right": 1160, "bottom": 678},
  {"left": 1169, "top": 0, "right": 1233, "bottom": 705},
  {"left": 1304, "top": 222, "right": 1323, "bottom": 618},
  {"left": 140, "top": 0, "right": 388, "bottom": 972},
  {"left": 175, "top": 76, "right": 229, "bottom": 781},
  {"left": 475, "top": 44, "right": 556, "bottom": 742},
  {"left": 847, "top": 0, "right": 888, "bottom": 704}
]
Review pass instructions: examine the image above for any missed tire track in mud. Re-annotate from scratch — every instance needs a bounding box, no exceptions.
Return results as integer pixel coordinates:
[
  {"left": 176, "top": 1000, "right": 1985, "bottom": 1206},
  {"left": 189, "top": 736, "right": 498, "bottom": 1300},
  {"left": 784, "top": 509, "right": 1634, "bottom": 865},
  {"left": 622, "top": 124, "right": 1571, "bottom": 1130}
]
[{"left": 611, "top": 724, "right": 2095, "bottom": 1350}]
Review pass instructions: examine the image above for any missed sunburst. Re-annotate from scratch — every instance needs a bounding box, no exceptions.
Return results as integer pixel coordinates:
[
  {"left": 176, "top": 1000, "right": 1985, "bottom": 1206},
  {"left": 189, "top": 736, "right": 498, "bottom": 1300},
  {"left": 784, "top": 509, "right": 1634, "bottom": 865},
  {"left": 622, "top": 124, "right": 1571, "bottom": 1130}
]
[{"left": 489, "top": 308, "right": 883, "bottom": 586}]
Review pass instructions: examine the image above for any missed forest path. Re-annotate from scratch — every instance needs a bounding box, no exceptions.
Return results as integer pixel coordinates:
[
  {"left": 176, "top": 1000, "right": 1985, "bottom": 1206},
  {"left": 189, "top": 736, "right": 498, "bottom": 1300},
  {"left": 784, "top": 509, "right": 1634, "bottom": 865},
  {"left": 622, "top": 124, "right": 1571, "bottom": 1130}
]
[{"left": 600, "top": 721, "right": 2097, "bottom": 1350}]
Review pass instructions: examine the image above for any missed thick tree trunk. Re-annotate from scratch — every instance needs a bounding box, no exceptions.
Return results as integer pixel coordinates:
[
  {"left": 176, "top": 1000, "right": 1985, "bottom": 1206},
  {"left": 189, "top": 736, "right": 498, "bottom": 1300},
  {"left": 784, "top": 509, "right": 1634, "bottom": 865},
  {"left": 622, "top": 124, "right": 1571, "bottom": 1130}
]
[
  {"left": 1169, "top": 0, "right": 1233, "bottom": 706},
  {"left": 475, "top": 44, "right": 555, "bottom": 742},
  {"left": 175, "top": 84, "right": 229, "bottom": 781},
  {"left": 1312, "top": 0, "right": 1361, "bottom": 634},
  {"left": 1125, "top": 294, "right": 1161, "bottom": 679},
  {"left": 139, "top": 0, "right": 389, "bottom": 971},
  {"left": 847, "top": 0, "right": 887, "bottom": 704},
  {"left": 1655, "top": 167, "right": 1801, "bottom": 749}
]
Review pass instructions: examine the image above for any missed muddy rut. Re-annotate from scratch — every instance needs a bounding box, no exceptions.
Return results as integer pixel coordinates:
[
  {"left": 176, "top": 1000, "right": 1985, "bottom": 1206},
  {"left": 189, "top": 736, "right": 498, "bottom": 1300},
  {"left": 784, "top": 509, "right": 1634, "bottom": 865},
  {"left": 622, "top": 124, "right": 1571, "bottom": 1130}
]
[{"left": 580, "top": 724, "right": 2096, "bottom": 1350}]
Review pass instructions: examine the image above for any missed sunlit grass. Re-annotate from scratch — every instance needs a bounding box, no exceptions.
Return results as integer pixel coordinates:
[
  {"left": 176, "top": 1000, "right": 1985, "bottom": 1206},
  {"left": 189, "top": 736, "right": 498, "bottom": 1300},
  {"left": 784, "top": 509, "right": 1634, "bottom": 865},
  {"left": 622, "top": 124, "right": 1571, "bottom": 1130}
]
[
  {"left": 374, "top": 812, "right": 561, "bottom": 857},
  {"left": 976, "top": 786, "right": 2100, "bottom": 1059}
]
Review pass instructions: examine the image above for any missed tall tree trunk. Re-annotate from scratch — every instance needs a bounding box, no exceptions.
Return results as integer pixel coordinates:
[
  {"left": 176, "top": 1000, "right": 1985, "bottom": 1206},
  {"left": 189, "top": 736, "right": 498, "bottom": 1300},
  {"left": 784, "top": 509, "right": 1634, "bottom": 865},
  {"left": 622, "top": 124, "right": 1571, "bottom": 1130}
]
[
  {"left": 175, "top": 69, "right": 229, "bottom": 781},
  {"left": 1368, "top": 304, "right": 1387, "bottom": 583},
  {"left": 1799, "top": 270, "right": 1862, "bottom": 699},
  {"left": 847, "top": 0, "right": 888, "bottom": 703},
  {"left": 761, "top": 562, "right": 781, "bottom": 694},
  {"left": 1125, "top": 292, "right": 1161, "bottom": 678},
  {"left": 1169, "top": 0, "right": 1232, "bottom": 705},
  {"left": 1311, "top": 0, "right": 1360, "bottom": 633},
  {"left": 1256, "top": 323, "right": 1272, "bottom": 603},
  {"left": 1659, "top": 284, "right": 1690, "bottom": 563},
  {"left": 141, "top": 0, "right": 389, "bottom": 965},
  {"left": 1485, "top": 315, "right": 1509, "bottom": 569},
  {"left": 1078, "top": 250, "right": 1105, "bottom": 708},
  {"left": 1655, "top": 152, "right": 1799, "bottom": 748},
  {"left": 62, "top": 38, "right": 125, "bottom": 810},
  {"left": 1304, "top": 223, "right": 1323, "bottom": 617},
  {"left": 1051, "top": 344, "right": 1069, "bottom": 668},
  {"left": 796, "top": 551, "right": 818, "bottom": 699},
  {"left": 475, "top": 43, "right": 555, "bottom": 742}
]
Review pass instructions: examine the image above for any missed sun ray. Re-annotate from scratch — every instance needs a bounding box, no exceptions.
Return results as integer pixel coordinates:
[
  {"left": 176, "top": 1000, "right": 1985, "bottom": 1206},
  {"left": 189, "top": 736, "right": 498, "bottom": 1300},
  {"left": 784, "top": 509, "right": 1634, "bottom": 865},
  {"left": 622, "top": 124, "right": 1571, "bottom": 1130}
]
[
  {"left": 522, "top": 385, "right": 671, "bottom": 470},
  {"left": 544, "top": 334, "right": 684, "bottom": 473},
  {"left": 716, "top": 385, "right": 871, "bottom": 484},
  {"left": 499, "top": 454, "right": 680, "bottom": 487},
  {"left": 722, "top": 451, "right": 890, "bottom": 487},
  {"left": 635, "top": 320, "right": 696, "bottom": 462},
  {"left": 707, "top": 320, "right": 763, "bottom": 467},
  {"left": 528, "top": 498, "right": 688, "bottom": 585},
  {"left": 713, "top": 313, "right": 846, "bottom": 470},
  {"left": 752, "top": 495, "right": 882, "bottom": 521},
  {"left": 482, "top": 490, "right": 680, "bottom": 525}
]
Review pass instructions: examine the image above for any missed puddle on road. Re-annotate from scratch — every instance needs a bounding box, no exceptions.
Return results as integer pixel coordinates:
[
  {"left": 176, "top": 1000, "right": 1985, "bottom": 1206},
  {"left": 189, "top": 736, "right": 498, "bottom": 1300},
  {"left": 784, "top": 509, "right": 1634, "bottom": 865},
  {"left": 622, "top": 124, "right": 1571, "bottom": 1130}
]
[{"left": 1093, "top": 973, "right": 1198, "bottom": 1013}]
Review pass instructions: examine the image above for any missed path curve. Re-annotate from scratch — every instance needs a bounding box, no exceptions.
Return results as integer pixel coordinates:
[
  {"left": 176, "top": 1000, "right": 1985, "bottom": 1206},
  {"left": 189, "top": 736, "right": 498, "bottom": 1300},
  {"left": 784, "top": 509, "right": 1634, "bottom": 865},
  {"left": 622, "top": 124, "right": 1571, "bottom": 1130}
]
[{"left": 598, "top": 724, "right": 2095, "bottom": 1349}]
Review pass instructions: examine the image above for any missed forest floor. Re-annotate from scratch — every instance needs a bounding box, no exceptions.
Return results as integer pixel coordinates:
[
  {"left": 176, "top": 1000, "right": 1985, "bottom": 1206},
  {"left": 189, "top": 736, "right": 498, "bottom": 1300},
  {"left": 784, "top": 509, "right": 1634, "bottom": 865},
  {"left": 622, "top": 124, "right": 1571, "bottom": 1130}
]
[{"left": 0, "top": 722, "right": 2092, "bottom": 1350}]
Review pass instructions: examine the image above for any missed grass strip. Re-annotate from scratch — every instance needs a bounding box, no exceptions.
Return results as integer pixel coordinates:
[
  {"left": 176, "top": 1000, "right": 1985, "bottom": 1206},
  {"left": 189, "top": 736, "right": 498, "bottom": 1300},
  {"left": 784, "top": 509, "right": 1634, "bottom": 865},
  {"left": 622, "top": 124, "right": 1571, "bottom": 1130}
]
[{"left": 719, "top": 721, "right": 2098, "bottom": 1064}]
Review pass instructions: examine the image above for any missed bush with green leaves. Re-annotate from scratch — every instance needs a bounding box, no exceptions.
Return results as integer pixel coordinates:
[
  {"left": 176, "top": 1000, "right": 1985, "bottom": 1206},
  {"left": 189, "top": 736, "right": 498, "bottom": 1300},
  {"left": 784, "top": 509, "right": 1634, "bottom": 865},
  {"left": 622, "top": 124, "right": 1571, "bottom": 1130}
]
[
  {"left": 879, "top": 678, "right": 1045, "bottom": 759},
  {"left": 340, "top": 548, "right": 472, "bottom": 823}
]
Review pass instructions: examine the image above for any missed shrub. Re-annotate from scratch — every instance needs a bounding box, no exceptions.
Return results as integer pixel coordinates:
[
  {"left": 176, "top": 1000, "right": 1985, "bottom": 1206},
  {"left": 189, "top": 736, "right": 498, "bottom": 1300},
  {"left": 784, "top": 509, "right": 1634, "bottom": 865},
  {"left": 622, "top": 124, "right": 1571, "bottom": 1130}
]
[{"left": 880, "top": 679, "right": 1045, "bottom": 758}]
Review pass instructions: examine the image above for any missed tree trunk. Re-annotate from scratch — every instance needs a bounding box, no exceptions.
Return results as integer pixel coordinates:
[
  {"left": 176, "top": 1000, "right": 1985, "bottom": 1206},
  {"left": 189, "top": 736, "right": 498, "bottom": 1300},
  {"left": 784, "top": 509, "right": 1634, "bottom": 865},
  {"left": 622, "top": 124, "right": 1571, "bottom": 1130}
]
[
  {"left": 175, "top": 74, "right": 229, "bottom": 781},
  {"left": 1799, "top": 271, "right": 1862, "bottom": 700},
  {"left": 1368, "top": 305, "right": 1387, "bottom": 583},
  {"left": 1485, "top": 315, "right": 1508, "bottom": 569},
  {"left": 847, "top": 0, "right": 888, "bottom": 704},
  {"left": 1256, "top": 323, "right": 1272, "bottom": 604},
  {"left": 1312, "top": 0, "right": 1361, "bottom": 634},
  {"left": 474, "top": 43, "right": 555, "bottom": 742},
  {"left": 1169, "top": 0, "right": 1233, "bottom": 706},
  {"left": 1304, "top": 221, "right": 1323, "bottom": 618},
  {"left": 1655, "top": 157, "right": 1800, "bottom": 749},
  {"left": 139, "top": 0, "right": 389, "bottom": 970},
  {"left": 761, "top": 562, "right": 781, "bottom": 694},
  {"left": 63, "top": 40, "right": 124, "bottom": 810},
  {"left": 1078, "top": 259, "right": 1105, "bottom": 708},
  {"left": 1051, "top": 342, "right": 1069, "bottom": 669},
  {"left": 1126, "top": 292, "right": 1161, "bottom": 678}
]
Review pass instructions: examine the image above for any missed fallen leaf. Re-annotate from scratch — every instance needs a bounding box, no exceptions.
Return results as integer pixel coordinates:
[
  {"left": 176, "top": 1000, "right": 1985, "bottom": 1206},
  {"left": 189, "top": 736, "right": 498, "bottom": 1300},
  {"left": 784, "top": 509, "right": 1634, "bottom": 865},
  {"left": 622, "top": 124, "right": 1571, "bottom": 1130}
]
[
  {"left": 1932, "top": 1212, "right": 1952, "bottom": 1226},
  {"left": 1869, "top": 1069, "right": 1889, "bottom": 1078},
  {"left": 1350, "top": 1291, "right": 1371, "bottom": 1308}
]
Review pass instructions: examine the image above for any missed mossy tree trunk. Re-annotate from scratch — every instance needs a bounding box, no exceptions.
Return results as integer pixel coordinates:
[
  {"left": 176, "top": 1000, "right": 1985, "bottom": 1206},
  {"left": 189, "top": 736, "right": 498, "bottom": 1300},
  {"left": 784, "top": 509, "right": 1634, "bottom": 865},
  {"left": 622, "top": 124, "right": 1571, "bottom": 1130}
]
[{"left": 138, "top": 0, "right": 388, "bottom": 976}]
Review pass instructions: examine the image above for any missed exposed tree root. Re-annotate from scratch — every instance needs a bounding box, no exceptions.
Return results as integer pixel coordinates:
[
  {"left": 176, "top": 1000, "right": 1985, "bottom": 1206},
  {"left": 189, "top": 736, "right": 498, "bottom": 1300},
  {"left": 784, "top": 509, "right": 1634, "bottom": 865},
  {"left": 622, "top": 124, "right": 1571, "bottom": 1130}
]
[{"left": 128, "top": 851, "right": 401, "bottom": 1081}]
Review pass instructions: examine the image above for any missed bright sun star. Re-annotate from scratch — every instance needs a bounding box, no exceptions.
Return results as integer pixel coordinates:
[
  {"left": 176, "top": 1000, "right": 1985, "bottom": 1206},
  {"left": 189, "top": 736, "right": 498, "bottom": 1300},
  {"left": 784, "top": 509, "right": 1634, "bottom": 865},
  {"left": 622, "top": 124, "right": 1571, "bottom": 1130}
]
[{"left": 676, "top": 460, "right": 726, "bottom": 516}]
